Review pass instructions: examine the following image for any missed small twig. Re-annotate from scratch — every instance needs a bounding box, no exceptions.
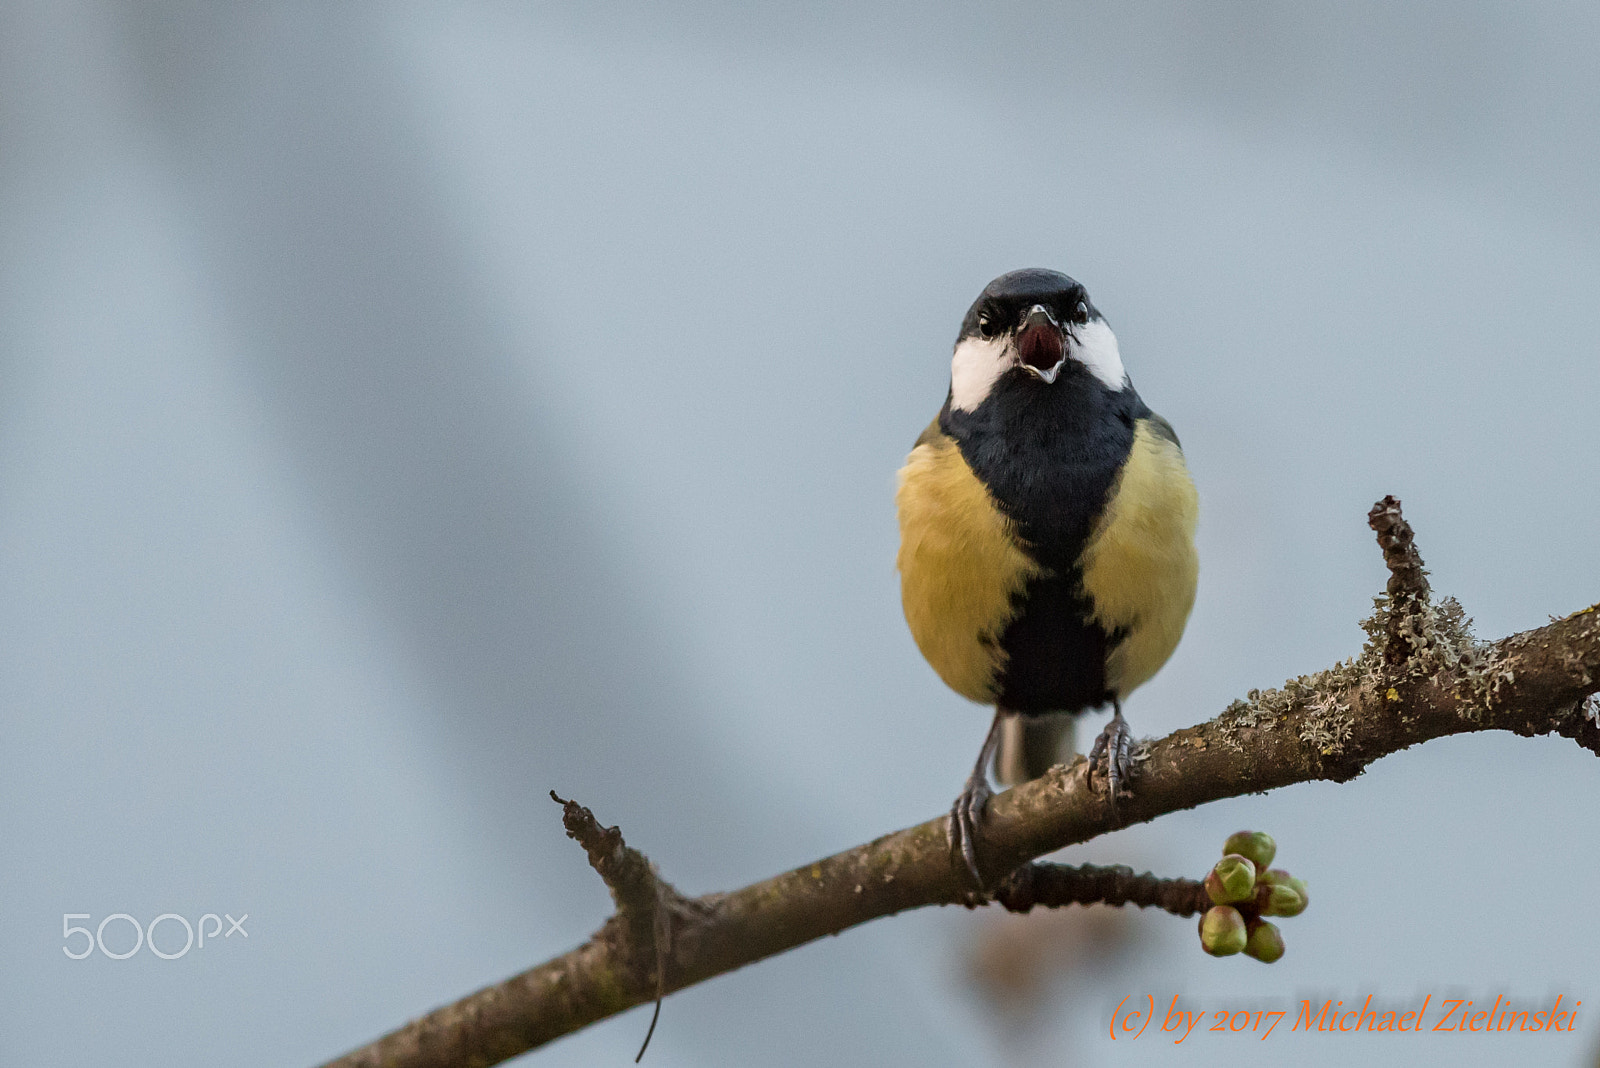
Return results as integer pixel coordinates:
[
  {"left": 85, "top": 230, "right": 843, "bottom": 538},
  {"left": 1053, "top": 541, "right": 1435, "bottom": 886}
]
[
  {"left": 1367, "top": 495, "right": 1431, "bottom": 667},
  {"left": 994, "top": 862, "right": 1209, "bottom": 916},
  {"left": 551, "top": 791, "right": 663, "bottom": 917},
  {"left": 550, "top": 792, "right": 671, "bottom": 1060},
  {"left": 1367, "top": 495, "right": 1430, "bottom": 602}
]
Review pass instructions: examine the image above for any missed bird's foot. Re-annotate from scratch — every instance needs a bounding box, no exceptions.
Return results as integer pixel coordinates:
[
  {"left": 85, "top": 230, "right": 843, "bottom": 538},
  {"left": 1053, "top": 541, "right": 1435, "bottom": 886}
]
[
  {"left": 947, "top": 772, "right": 993, "bottom": 898},
  {"left": 1088, "top": 707, "right": 1134, "bottom": 807}
]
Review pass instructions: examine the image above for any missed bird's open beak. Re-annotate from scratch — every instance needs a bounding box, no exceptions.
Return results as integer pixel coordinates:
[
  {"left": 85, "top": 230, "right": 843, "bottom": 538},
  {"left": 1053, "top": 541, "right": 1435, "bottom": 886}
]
[{"left": 1015, "top": 304, "right": 1066, "bottom": 384}]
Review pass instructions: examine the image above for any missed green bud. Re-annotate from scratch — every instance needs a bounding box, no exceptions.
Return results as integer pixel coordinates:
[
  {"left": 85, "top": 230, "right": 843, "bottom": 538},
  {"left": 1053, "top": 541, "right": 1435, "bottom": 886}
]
[
  {"left": 1261, "top": 882, "right": 1306, "bottom": 917},
  {"left": 1223, "top": 830, "right": 1277, "bottom": 870},
  {"left": 1200, "top": 906, "right": 1248, "bottom": 956},
  {"left": 1260, "top": 869, "right": 1308, "bottom": 901},
  {"left": 1205, "top": 854, "right": 1257, "bottom": 904},
  {"left": 1244, "top": 920, "right": 1285, "bottom": 963}
]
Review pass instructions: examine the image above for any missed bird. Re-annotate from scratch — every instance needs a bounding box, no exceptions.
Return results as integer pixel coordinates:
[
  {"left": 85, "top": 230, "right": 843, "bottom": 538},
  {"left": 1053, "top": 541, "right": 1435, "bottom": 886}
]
[{"left": 895, "top": 268, "right": 1198, "bottom": 890}]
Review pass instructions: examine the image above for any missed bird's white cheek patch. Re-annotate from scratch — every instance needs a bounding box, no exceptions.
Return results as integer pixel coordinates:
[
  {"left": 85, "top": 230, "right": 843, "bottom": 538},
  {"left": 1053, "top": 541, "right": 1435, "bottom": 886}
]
[
  {"left": 950, "top": 335, "right": 1010, "bottom": 412},
  {"left": 1071, "top": 319, "right": 1128, "bottom": 391}
]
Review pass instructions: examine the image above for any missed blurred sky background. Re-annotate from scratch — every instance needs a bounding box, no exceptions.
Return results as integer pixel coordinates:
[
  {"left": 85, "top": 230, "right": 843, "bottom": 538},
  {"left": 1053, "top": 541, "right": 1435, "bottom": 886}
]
[{"left": 3, "top": 2, "right": 1599, "bottom": 1066}]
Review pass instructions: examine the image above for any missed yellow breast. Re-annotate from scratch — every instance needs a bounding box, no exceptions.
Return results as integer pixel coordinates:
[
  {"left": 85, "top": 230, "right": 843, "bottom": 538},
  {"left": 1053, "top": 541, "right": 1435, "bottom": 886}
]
[
  {"left": 1078, "top": 418, "right": 1200, "bottom": 697},
  {"left": 895, "top": 424, "right": 1039, "bottom": 703}
]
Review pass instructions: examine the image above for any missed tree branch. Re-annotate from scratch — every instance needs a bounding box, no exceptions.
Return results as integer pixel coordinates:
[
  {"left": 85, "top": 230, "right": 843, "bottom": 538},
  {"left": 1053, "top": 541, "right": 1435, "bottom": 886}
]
[{"left": 319, "top": 499, "right": 1600, "bottom": 1068}]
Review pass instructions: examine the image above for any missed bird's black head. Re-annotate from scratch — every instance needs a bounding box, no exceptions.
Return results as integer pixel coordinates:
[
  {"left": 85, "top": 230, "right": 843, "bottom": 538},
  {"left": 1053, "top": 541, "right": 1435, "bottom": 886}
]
[{"left": 949, "top": 268, "right": 1126, "bottom": 412}]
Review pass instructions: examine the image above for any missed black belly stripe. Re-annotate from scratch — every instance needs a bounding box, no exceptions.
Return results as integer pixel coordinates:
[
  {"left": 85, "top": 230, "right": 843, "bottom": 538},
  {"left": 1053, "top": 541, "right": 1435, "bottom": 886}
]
[{"left": 995, "top": 572, "right": 1117, "bottom": 714}]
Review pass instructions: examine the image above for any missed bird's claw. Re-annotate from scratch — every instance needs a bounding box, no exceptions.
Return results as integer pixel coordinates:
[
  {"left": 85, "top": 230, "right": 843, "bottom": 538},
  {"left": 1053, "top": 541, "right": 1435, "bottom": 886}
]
[
  {"left": 947, "top": 775, "right": 993, "bottom": 896},
  {"left": 1088, "top": 709, "right": 1134, "bottom": 807}
]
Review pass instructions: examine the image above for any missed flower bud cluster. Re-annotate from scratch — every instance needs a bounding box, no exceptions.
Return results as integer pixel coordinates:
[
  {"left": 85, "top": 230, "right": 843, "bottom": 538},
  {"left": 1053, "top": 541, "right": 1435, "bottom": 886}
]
[{"left": 1197, "top": 831, "right": 1307, "bottom": 963}]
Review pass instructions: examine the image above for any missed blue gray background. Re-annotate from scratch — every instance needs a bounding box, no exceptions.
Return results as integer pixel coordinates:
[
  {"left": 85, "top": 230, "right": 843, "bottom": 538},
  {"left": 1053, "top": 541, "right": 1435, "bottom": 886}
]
[{"left": 3, "top": 3, "right": 1598, "bottom": 1065}]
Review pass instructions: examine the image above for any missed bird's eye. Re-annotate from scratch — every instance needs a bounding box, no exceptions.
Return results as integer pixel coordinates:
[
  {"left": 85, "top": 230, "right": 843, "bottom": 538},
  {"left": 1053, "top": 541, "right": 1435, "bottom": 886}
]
[
  {"left": 1075, "top": 301, "right": 1089, "bottom": 322},
  {"left": 977, "top": 314, "right": 999, "bottom": 339}
]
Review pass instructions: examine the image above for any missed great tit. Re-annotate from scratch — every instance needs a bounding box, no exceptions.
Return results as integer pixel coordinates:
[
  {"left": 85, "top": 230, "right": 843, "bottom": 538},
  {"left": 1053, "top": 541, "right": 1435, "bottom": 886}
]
[{"left": 896, "top": 268, "right": 1198, "bottom": 888}]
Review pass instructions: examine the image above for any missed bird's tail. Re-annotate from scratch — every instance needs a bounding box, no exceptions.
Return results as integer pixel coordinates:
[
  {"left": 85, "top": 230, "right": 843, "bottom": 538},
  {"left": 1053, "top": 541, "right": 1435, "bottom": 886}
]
[{"left": 994, "top": 711, "right": 1076, "bottom": 786}]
